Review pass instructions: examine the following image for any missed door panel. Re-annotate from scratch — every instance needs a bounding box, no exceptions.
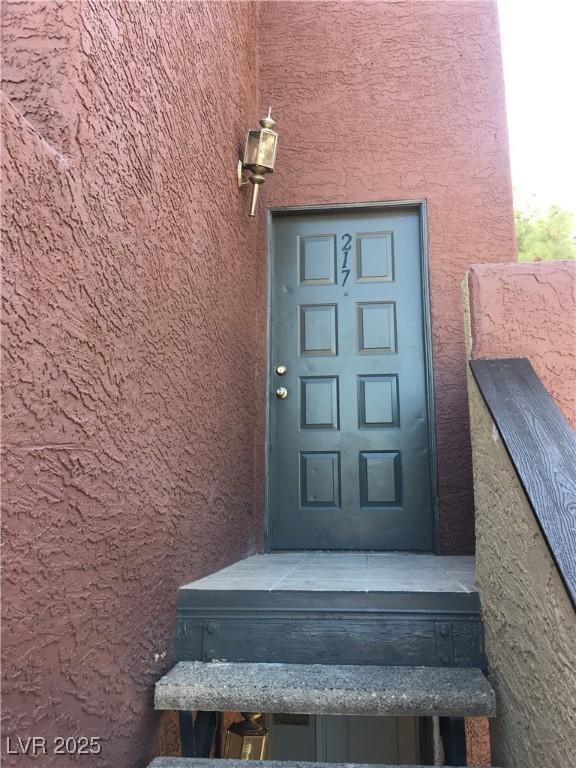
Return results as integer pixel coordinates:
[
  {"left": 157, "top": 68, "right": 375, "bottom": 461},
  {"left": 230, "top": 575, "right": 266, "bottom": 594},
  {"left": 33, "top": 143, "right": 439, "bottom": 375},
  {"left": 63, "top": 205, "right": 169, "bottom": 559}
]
[
  {"left": 269, "top": 208, "right": 434, "bottom": 550},
  {"left": 269, "top": 714, "right": 422, "bottom": 764}
]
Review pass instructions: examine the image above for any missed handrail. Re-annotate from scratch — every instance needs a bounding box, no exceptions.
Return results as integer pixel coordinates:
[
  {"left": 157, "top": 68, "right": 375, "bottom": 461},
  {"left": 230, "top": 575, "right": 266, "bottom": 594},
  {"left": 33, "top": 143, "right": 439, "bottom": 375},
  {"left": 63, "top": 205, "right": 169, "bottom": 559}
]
[{"left": 470, "top": 357, "right": 576, "bottom": 610}]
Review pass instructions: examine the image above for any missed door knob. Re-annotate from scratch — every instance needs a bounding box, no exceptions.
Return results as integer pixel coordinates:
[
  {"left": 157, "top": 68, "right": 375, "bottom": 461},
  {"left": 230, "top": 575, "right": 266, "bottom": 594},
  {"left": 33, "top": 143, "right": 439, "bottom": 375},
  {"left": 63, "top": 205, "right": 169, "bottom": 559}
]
[
  {"left": 275, "top": 387, "right": 288, "bottom": 400},
  {"left": 275, "top": 364, "right": 287, "bottom": 375}
]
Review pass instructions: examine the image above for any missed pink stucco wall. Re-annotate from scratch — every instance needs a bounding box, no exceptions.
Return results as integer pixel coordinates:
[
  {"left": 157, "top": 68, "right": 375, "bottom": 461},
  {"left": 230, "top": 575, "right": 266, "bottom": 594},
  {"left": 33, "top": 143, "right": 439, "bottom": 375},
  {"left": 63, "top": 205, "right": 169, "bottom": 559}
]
[
  {"left": 1, "top": 2, "right": 262, "bottom": 765},
  {"left": 468, "top": 261, "right": 576, "bottom": 428},
  {"left": 259, "top": 0, "right": 516, "bottom": 552},
  {"left": 2, "top": 0, "right": 81, "bottom": 152}
]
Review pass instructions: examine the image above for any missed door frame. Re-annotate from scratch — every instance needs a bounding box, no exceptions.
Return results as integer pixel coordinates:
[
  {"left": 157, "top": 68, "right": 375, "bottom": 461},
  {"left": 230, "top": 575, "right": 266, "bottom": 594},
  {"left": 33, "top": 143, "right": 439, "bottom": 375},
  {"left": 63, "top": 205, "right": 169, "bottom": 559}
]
[{"left": 264, "top": 200, "right": 439, "bottom": 553}]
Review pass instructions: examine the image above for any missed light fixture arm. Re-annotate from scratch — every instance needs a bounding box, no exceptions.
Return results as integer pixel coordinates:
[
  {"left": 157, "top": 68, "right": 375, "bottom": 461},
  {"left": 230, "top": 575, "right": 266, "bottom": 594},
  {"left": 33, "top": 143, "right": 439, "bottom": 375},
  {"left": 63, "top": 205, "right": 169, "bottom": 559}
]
[
  {"left": 249, "top": 173, "right": 265, "bottom": 217},
  {"left": 237, "top": 160, "right": 249, "bottom": 188}
]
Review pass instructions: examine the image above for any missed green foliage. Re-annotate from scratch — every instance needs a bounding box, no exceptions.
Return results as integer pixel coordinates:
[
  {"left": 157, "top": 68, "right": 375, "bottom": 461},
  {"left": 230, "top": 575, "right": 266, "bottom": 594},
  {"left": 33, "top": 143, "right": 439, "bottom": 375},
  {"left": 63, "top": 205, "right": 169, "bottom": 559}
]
[{"left": 515, "top": 205, "right": 576, "bottom": 262}]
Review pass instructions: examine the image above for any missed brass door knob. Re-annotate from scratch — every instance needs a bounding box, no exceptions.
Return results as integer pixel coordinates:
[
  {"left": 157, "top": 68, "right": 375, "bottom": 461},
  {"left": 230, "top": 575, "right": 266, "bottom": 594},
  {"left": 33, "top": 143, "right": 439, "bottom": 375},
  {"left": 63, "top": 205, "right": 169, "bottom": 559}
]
[{"left": 275, "top": 387, "right": 288, "bottom": 400}]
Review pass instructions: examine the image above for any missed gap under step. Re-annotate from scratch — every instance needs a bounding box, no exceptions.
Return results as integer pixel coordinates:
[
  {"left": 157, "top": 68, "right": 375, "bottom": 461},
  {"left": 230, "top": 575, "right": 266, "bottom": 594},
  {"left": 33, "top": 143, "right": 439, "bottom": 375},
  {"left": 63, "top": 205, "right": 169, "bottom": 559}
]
[
  {"left": 155, "top": 661, "right": 496, "bottom": 718},
  {"left": 147, "top": 759, "right": 487, "bottom": 768}
]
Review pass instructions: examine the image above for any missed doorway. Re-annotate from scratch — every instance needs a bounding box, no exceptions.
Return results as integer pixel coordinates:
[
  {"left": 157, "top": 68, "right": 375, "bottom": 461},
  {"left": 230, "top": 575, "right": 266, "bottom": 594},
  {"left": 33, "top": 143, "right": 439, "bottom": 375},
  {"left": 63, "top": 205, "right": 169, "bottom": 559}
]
[{"left": 268, "top": 205, "right": 435, "bottom": 551}]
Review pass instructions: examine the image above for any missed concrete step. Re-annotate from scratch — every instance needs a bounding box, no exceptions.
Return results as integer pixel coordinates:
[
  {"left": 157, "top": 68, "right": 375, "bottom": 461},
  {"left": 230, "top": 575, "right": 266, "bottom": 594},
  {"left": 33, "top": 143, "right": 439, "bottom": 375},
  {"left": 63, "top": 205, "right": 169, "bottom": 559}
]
[
  {"left": 155, "top": 661, "right": 496, "bottom": 718},
  {"left": 147, "top": 760, "right": 485, "bottom": 768}
]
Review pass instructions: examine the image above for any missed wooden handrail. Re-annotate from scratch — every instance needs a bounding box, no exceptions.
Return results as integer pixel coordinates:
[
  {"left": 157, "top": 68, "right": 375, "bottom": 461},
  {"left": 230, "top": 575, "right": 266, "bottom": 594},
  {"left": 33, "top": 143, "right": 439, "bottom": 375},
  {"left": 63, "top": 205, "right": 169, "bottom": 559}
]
[{"left": 470, "top": 357, "right": 576, "bottom": 610}]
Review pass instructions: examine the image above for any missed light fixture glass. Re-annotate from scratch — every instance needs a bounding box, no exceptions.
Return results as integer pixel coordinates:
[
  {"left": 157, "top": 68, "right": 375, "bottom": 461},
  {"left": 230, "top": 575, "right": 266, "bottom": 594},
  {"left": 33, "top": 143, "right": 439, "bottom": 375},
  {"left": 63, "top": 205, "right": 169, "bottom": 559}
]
[
  {"left": 238, "top": 109, "right": 278, "bottom": 217},
  {"left": 223, "top": 713, "right": 269, "bottom": 760}
]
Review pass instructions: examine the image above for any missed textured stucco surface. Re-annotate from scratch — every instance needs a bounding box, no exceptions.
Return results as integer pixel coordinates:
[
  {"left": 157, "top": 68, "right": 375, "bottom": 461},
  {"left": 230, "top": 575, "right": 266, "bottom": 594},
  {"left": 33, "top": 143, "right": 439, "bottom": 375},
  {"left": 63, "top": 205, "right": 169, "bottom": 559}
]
[
  {"left": 468, "top": 378, "right": 576, "bottom": 768},
  {"left": 1, "top": 1, "right": 262, "bottom": 765},
  {"left": 2, "top": 0, "right": 515, "bottom": 763},
  {"left": 1, "top": 0, "right": 81, "bottom": 153},
  {"left": 469, "top": 261, "right": 576, "bottom": 428},
  {"left": 259, "top": 0, "right": 516, "bottom": 553}
]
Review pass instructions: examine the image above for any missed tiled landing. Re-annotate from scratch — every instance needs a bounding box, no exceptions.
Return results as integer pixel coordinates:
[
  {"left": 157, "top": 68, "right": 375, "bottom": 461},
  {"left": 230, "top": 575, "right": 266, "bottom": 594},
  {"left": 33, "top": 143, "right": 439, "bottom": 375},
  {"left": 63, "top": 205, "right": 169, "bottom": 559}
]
[
  {"left": 182, "top": 552, "right": 476, "bottom": 593},
  {"left": 174, "top": 552, "right": 483, "bottom": 668}
]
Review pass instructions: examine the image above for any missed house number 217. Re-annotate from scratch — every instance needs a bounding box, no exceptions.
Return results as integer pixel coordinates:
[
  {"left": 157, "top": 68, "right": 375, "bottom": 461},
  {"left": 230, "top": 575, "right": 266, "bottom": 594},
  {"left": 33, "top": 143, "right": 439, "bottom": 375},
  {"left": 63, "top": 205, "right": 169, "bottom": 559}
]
[{"left": 341, "top": 233, "right": 352, "bottom": 287}]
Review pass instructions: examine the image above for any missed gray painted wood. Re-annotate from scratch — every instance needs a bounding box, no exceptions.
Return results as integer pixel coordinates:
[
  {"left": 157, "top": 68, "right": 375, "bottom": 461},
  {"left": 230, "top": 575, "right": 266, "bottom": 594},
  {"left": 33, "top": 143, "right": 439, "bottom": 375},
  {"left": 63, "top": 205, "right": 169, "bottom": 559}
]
[
  {"left": 174, "top": 615, "right": 483, "bottom": 669},
  {"left": 470, "top": 358, "right": 576, "bottom": 607},
  {"left": 176, "top": 588, "right": 480, "bottom": 610},
  {"left": 154, "top": 661, "right": 496, "bottom": 717},
  {"left": 269, "top": 208, "right": 434, "bottom": 550}
]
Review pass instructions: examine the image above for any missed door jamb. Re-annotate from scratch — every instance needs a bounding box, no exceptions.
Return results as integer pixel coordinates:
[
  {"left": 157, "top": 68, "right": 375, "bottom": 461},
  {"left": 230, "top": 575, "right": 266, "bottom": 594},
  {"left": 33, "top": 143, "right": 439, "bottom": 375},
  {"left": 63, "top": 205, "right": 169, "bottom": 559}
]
[{"left": 264, "top": 200, "right": 439, "bottom": 553}]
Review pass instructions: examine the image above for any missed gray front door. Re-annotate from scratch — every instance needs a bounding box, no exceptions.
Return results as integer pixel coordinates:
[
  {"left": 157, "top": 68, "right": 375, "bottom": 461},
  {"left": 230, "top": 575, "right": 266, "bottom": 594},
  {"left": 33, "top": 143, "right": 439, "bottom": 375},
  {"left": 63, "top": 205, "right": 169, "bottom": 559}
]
[{"left": 269, "top": 207, "right": 434, "bottom": 550}]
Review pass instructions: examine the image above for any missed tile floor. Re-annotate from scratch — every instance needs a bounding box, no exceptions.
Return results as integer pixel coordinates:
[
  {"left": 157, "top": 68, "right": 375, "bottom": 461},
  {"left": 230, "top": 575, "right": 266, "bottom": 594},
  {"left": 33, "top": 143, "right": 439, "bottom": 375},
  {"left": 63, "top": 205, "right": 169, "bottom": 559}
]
[{"left": 181, "top": 552, "right": 476, "bottom": 593}]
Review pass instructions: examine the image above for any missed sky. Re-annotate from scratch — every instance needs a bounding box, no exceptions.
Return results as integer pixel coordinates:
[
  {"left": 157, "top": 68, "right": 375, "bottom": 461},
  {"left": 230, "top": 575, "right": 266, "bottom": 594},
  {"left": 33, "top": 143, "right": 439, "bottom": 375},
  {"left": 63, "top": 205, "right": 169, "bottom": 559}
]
[{"left": 497, "top": 0, "right": 576, "bottom": 214}]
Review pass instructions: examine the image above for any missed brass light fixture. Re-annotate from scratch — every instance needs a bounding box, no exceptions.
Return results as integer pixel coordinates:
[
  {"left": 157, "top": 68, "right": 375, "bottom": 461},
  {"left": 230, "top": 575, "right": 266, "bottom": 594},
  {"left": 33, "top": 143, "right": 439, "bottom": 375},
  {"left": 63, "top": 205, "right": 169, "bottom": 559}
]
[
  {"left": 238, "top": 108, "right": 278, "bottom": 217},
  {"left": 223, "top": 712, "right": 269, "bottom": 760}
]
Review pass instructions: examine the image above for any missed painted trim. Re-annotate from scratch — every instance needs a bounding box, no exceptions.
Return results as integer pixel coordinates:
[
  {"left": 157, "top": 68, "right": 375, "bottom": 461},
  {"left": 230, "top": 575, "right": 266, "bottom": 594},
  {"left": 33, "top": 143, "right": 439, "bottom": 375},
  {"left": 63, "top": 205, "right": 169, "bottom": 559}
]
[
  {"left": 419, "top": 201, "right": 441, "bottom": 553},
  {"left": 177, "top": 589, "right": 481, "bottom": 612},
  {"left": 270, "top": 199, "right": 430, "bottom": 214},
  {"left": 264, "top": 209, "right": 275, "bottom": 552},
  {"left": 265, "top": 200, "right": 439, "bottom": 552}
]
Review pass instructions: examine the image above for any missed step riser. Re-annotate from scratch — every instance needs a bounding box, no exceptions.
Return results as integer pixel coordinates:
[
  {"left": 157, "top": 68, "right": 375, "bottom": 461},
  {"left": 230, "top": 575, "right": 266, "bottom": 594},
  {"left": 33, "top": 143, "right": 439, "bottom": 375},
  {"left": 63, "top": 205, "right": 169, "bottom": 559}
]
[{"left": 174, "top": 615, "right": 485, "bottom": 668}]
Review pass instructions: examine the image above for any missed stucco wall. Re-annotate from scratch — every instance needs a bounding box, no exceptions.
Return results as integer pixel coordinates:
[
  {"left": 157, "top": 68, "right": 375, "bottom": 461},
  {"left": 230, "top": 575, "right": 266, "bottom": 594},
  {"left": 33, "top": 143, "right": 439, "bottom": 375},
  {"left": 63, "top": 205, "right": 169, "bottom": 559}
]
[
  {"left": 467, "top": 377, "right": 576, "bottom": 768},
  {"left": 1, "top": 0, "right": 81, "bottom": 152},
  {"left": 2, "top": 0, "right": 516, "bottom": 762},
  {"left": 259, "top": 0, "right": 515, "bottom": 553},
  {"left": 469, "top": 261, "right": 576, "bottom": 428},
  {"left": 1, "top": 2, "right": 262, "bottom": 765}
]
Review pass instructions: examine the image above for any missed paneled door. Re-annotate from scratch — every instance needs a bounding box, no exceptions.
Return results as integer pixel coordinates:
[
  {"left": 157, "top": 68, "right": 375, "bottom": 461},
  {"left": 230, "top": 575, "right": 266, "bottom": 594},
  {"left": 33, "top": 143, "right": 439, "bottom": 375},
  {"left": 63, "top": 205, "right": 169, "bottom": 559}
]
[{"left": 269, "top": 207, "right": 434, "bottom": 550}]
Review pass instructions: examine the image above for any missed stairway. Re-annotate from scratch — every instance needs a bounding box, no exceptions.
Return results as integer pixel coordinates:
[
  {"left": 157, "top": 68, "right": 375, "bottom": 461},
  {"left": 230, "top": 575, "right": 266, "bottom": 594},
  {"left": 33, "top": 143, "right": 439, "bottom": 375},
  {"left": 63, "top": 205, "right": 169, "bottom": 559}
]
[
  {"left": 151, "top": 661, "right": 496, "bottom": 767},
  {"left": 148, "top": 554, "right": 496, "bottom": 766}
]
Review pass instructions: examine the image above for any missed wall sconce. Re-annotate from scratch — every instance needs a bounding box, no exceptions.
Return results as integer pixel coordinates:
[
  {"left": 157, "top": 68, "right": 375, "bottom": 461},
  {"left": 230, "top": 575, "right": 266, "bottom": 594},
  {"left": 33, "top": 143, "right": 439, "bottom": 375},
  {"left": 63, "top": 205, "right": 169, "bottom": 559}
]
[
  {"left": 223, "top": 712, "right": 269, "bottom": 759},
  {"left": 238, "top": 108, "right": 278, "bottom": 217}
]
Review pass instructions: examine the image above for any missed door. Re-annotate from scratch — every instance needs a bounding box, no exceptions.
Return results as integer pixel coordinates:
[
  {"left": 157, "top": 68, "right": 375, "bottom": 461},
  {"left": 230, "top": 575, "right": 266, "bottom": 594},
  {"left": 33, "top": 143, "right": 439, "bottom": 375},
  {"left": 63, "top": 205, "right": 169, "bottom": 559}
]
[
  {"left": 269, "top": 713, "right": 423, "bottom": 764},
  {"left": 269, "top": 207, "right": 434, "bottom": 550}
]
